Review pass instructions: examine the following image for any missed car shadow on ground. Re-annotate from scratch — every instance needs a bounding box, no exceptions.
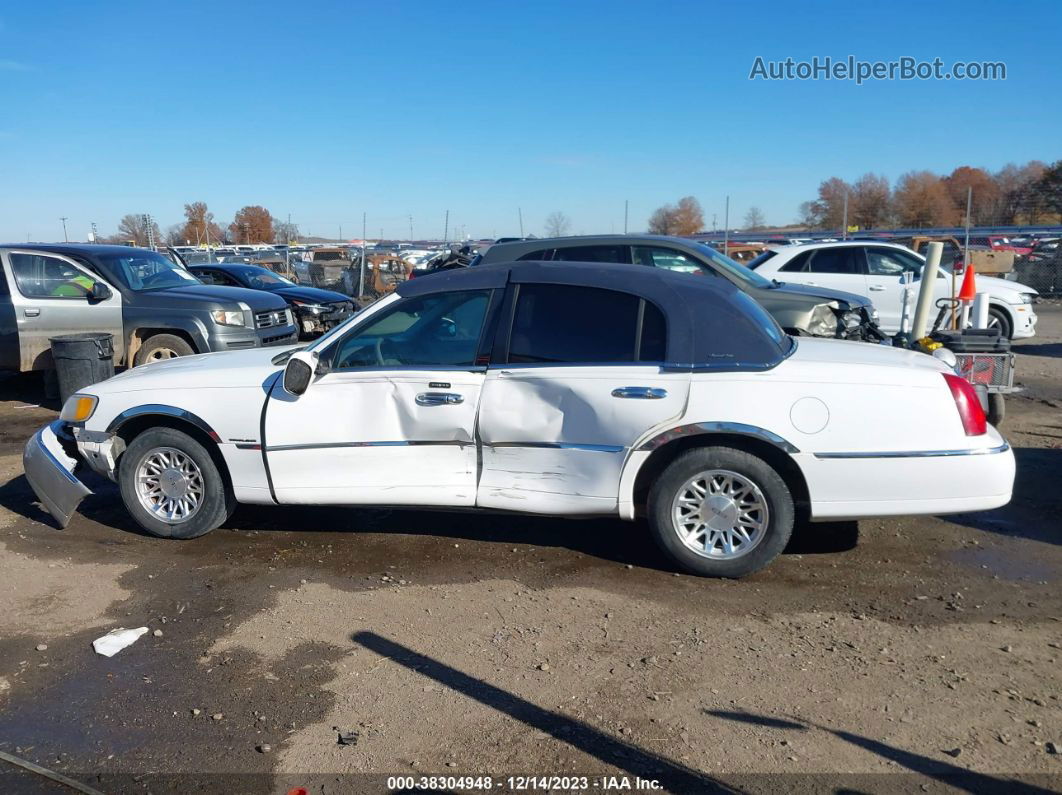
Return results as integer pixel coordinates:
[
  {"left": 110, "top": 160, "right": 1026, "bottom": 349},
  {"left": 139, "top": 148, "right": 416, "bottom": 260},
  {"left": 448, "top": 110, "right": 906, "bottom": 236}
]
[
  {"left": 946, "top": 446, "right": 1062, "bottom": 546},
  {"left": 1013, "top": 341, "right": 1062, "bottom": 359},
  {"left": 353, "top": 630, "right": 731, "bottom": 793},
  {"left": 703, "top": 709, "right": 1056, "bottom": 794},
  {"left": 1, "top": 467, "right": 860, "bottom": 572}
]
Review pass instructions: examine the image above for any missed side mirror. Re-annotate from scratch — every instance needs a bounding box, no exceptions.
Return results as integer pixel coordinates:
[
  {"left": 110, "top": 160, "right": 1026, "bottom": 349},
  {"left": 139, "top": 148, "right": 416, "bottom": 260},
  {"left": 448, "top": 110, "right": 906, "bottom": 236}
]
[
  {"left": 283, "top": 350, "right": 319, "bottom": 396},
  {"left": 89, "top": 282, "right": 112, "bottom": 301}
]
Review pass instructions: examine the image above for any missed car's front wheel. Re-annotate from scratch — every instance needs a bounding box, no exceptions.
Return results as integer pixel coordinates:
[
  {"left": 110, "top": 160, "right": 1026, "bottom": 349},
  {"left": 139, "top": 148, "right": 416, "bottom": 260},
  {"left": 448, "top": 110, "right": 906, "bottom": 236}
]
[
  {"left": 986, "top": 307, "right": 1013, "bottom": 340},
  {"left": 118, "top": 427, "right": 234, "bottom": 539},
  {"left": 647, "top": 446, "right": 794, "bottom": 578}
]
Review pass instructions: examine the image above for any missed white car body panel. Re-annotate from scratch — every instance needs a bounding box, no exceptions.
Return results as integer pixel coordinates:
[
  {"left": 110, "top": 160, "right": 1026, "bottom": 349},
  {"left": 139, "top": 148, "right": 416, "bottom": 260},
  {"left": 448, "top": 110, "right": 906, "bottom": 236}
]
[
  {"left": 476, "top": 366, "right": 690, "bottom": 513},
  {"left": 64, "top": 312, "right": 1013, "bottom": 527},
  {"left": 754, "top": 242, "right": 1038, "bottom": 339}
]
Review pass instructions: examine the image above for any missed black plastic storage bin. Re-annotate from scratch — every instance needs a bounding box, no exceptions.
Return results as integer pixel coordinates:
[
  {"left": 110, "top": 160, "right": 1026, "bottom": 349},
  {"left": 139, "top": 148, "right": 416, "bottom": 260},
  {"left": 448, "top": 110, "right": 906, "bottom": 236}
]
[
  {"left": 49, "top": 333, "right": 115, "bottom": 405},
  {"left": 929, "top": 328, "right": 1011, "bottom": 354}
]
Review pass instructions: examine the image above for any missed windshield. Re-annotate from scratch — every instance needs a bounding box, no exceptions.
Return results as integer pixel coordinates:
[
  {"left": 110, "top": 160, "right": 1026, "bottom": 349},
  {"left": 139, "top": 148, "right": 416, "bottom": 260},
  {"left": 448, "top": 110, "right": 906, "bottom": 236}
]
[
  {"left": 231, "top": 266, "right": 294, "bottom": 289},
  {"left": 690, "top": 243, "right": 775, "bottom": 288},
  {"left": 97, "top": 251, "right": 200, "bottom": 292}
]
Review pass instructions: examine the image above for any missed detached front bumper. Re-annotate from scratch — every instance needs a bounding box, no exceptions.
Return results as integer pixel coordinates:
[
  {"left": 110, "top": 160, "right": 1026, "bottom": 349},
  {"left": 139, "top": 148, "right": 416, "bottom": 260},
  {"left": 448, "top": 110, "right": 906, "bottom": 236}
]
[{"left": 23, "top": 421, "right": 91, "bottom": 528}]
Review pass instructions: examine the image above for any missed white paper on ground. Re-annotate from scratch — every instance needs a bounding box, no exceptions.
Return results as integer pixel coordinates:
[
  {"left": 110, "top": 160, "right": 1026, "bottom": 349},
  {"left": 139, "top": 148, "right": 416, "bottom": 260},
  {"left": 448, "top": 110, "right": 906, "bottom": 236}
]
[{"left": 92, "top": 627, "right": 149, "bottom": 657}]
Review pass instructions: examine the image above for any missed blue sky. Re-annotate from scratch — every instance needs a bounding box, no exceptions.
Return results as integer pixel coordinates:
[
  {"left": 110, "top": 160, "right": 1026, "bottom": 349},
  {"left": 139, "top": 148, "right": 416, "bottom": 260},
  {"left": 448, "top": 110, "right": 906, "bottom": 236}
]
[{"left": 1, "top": 0, "right": 1059, "bottom": 242}]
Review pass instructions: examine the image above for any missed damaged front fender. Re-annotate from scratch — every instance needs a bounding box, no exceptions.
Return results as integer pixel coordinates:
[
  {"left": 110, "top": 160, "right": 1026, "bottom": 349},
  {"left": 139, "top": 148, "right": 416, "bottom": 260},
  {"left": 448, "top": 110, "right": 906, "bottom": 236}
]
[{"left": 23, "top": 421, "right": 92, "bottom": 528}]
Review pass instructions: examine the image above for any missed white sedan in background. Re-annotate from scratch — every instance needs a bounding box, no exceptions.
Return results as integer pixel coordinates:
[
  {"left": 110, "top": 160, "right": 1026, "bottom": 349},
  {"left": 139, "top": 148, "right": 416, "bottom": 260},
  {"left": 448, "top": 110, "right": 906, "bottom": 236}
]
[
  {"left": 749, "top": 241, "right": 1038, "bottom": 339},
  {"left": 25, "top": 262, "right": 1014, "bottom": 578}
]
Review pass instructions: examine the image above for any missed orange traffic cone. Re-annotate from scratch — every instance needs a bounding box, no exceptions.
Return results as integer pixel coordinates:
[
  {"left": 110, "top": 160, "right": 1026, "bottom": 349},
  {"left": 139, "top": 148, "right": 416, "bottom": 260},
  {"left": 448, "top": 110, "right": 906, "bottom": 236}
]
[{"left": 957, "top": 263, "right": 977, "bottom": 302}]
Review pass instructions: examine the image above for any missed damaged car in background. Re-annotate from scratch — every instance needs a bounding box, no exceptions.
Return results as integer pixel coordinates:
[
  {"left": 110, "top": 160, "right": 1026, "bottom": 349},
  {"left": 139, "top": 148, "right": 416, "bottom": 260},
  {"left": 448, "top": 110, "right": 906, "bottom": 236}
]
[
  {"left": 472, "top": 235, "right": 884, "bottom": 341},
  {"left": 25, "top": 262, "right": 1012, "bottom": 579},
  {"left": 188, "top": 263, "right": 354, "bottom": 337}
]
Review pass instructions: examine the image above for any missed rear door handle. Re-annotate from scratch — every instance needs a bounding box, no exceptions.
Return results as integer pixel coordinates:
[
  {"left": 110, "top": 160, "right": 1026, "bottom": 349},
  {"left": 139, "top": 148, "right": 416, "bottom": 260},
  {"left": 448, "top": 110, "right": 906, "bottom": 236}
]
[
  {"left": 611, "top": 386, "right": 667, "bottom": 400},
  {"left": 868, "top": 285, "right": 886, "bottom": 292},
  {"left": 416, "top": 392, "right": 464, "bottom": 406},
  {"left": 23, "top": 308, "right": 40, "bottom": 317}
]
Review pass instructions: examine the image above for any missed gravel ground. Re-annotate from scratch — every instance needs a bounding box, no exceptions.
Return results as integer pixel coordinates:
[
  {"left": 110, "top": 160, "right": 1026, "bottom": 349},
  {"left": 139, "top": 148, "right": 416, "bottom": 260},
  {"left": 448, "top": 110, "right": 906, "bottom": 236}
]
[{"left": 0, "top": 306, "right": 1059, "bottom": 794}]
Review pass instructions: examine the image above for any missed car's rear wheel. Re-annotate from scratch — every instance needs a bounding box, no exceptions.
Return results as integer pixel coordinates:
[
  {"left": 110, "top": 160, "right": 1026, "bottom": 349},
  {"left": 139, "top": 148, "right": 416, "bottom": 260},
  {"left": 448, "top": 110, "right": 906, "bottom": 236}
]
[
  {"left": 118, "top": 427, "right": 233, "bottom": 539},
  {"left": 648, "top": 446, "right": 794, "bottom": 578},
  {"left": 135, "top": 334, "right": 194, "bottom": 366}
]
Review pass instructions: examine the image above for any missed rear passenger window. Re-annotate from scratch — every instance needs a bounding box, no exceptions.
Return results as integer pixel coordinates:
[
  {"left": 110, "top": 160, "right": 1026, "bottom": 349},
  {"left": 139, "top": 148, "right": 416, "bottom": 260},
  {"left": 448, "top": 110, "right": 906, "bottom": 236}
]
[
  {"left": 807, "top": 248, "right": 860, "bottom": 274},
  {"left": 507, "top": 284, "right": 664, "bottom": 364},
  {"left": 550, "top": 246, "right": 627, "bottom": 263},
  {"left": 779, "top": 251, "right": 811, "bottom": 272},
  {"left": 516, "top": 249, "right": 552, "bottom": 261}
]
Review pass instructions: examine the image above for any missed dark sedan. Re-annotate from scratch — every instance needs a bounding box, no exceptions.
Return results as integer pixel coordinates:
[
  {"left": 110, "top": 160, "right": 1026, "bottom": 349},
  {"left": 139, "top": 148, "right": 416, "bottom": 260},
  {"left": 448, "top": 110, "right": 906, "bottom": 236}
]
[{"left": 189, "top": 263, "right": 354, "bottom": 337}]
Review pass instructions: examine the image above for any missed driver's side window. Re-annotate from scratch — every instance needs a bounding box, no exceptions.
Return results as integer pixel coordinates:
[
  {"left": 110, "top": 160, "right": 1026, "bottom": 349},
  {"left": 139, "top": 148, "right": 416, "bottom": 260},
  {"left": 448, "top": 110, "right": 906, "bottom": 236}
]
[
  {"left": 331, "top": 289, "right": 492, "bottom": 369},
  {"left": 866, "top": 247, "right": 923, "bottom": 277}
]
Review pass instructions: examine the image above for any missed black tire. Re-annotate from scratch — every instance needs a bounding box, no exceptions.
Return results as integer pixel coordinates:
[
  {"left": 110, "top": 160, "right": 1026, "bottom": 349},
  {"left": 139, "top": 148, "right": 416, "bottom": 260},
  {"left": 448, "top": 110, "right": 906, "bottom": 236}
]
[
  {"left": 134, "top": 334, "right": 195, "bottom": 366},
  {"left": 118, "top": 427, "right": 234, "bottom": 539},
  {"left": 987, "top": 393, "right": 1006, "bottom": 427},
  {"left": 647, "top": 446, "right": 794, "bottom": 578},
  {"left": 987, "top": 307, "right": 1012, "bottom": 340}
]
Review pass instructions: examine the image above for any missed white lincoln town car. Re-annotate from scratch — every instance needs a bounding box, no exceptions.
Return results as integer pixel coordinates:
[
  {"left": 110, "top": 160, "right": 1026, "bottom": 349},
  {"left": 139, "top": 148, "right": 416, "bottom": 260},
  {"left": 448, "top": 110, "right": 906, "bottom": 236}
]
[{"left": 24, "top": 261, "right": 1015, "bottom": 578}]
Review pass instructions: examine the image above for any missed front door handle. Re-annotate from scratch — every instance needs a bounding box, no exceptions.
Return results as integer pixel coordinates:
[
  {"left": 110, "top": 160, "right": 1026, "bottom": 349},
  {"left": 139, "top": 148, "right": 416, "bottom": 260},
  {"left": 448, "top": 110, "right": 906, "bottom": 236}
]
[
  {"left": 24, "top": 308, "right": 40, "bottom": 317},
  {"left": 868, "top": 285, "right": 886, "bottom": 292},
  {"left": 611, "top": 386, "right": 667, "bottom": 400},
  {"left": 416, "top": 392, "right": 464, "bottom": 406}
]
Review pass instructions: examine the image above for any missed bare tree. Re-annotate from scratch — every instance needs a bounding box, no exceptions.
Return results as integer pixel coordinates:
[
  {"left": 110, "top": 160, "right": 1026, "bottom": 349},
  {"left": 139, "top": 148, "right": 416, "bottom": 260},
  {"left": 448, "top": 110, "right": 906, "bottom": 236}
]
[
  {"left": 544, "top": 211, "right": 571, "bottom": 237},
  {"left": 796, "top": 200, "right": 818, "bottom": 228},
  {"left": 647, "top": 205, "right": 677, "bottom": 235},
  {"left": 743, "top": 206, "right": 766, "bottom": 231},
  {"left": 849, "top": 173, "right": 891, "bottom": 229},
  {"left": 272, "top": 216, "right": 300, "bottom": 244},
  {"left": 164, "top": 223, "right": 186, "bottom": 246},
  {"left": 809, "top": 177, "right": 851, "bottom": 230},
  {"left": 115, "top": 214, "right": 161, "bottom": 247},
  {"left": 648, "top": 196, "right": 703, "bottom": 236}
]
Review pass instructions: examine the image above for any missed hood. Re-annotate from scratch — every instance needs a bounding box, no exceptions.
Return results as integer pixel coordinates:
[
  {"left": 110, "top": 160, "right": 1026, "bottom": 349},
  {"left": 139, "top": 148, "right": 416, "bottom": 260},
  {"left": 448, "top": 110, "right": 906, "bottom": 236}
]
[
  {"left": 765, "top": 281, "right": 871, "bottom": 309},
  {"left": 131, "top": 284, "right": 289, "bottom": 311},
  {"left": 98, "top": 346, "right": 296, "bottom": 391},
  {"left": 788, "top": 337, "right": 950, "bottom": 373},
  {"left": 271, "top": 285, "right": 350, "bottom": 304},
  {"left": 972, "top": 274, "right": 1037, "bottom": 298}
]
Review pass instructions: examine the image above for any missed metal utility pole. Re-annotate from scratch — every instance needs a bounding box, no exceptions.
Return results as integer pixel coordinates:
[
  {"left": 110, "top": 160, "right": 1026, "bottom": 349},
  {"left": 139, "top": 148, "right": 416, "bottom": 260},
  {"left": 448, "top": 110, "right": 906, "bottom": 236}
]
[
  {"left": 624, "top": 200, "right": 628, "bottom": 234},
  {"left": 409, "top": 215, "right": 414, "bottom": 241},
  {"left": 712, "top": 213, "right": 717, "bottom": 231},
  {"left": 339, "top": 225, "right": 343, "bottom": 243},
  {"left": 90, "top": 222, "right": 98, "bottom": 243},
  {"left": 443, "top": 209, "right": 449, "bottom": 243},
  {"left": 958, "top": 186, "right": 972, "bottom": 329},
  {"left": 359, "top": 211, "right": 366, "bottom": 299},
  {"left": 518, "top": 207, "right": 523, "bottom": 237},
  {"left": 60, "top": 217, "right": 69, "bottom": 242},
  {"left": 723, "top": 196, "right": 730, "bottom": 258},
  {"left": 841, "top": 193, "right": 849, "bottom": 240}
]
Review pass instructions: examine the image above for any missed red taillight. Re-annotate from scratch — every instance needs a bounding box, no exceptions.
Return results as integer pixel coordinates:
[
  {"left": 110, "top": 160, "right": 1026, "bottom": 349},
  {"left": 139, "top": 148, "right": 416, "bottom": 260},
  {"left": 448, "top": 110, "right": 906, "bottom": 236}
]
[{"left": 943, "top": 373, "right": 987, "bottom": 436}]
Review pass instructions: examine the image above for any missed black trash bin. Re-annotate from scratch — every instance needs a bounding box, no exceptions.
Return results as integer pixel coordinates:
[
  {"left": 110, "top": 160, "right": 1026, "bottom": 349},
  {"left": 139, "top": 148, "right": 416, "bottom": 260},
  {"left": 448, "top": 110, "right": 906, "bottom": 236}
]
[{"left": 49, "top": 333, "right": 115, "bottom": 405}]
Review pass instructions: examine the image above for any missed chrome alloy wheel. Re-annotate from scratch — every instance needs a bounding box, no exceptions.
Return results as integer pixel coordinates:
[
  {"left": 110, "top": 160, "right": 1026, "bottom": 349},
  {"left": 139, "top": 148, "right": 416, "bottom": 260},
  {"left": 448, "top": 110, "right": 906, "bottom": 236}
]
[
  {"left": 135, "top": 447, "right": 205, "bottom": 523},
  {"left": 670, "top": 469, "right": 769, "bottom": 559},
  {"left": 146, "top": 347, "right": 180, "bottom": 361}
]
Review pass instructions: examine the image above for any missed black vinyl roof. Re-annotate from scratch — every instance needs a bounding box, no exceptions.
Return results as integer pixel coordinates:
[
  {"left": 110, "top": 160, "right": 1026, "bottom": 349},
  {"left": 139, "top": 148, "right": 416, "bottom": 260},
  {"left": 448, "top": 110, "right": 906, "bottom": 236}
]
[{"left": 398, "top": 261, "right": 791, "bottom": 369}]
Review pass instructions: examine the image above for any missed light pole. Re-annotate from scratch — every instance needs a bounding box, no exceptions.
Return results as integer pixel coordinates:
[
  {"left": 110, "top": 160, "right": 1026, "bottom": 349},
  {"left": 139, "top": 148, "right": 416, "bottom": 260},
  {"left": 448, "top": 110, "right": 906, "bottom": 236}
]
[{"left": 60, "top": 217, "right": 68, "bottom": 242}]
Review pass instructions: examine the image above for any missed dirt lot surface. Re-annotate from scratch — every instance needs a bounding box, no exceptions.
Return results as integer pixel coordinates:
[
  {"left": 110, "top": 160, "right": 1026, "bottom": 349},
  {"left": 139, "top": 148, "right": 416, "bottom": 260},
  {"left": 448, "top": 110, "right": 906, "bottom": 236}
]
[{"left": 0, "top": 306, "right": 1060, "bottom": 794}]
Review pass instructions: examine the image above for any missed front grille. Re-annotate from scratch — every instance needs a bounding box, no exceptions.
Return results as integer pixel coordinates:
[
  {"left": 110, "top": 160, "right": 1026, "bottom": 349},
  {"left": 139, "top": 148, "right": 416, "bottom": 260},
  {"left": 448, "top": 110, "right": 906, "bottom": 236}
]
[
  {"left": 263, "top": 331, "right": 297, "bottom": 345},
  {"left": 255, "top": 309, "right": 290, "bottom": 329},
  {"left": 955, "top": 353, "right": 1015, "bottom": 390}
]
